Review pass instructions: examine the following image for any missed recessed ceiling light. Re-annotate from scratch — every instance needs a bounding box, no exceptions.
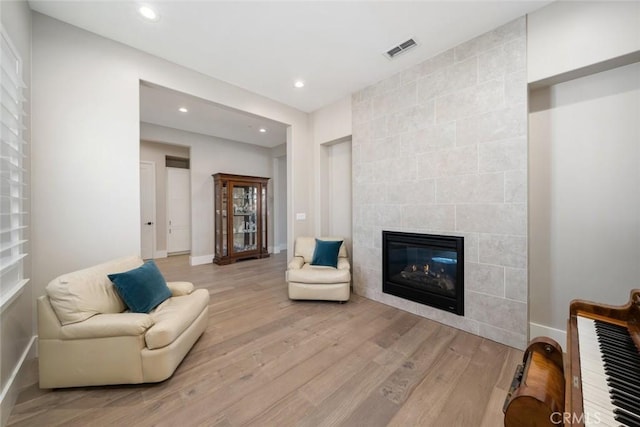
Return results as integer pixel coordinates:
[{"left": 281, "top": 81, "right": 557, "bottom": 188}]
[
  {"left": 138, "top": 5, "right": 159, "bottom": 21},
  {"left": 294, "top": 80, "right": 305, "bottom": 88},
  {"left": 178, "top": 107, "right": 188, "bottom": 113},
  {"left": 259, "top": 128, "right": 267, "bottom": 133}
]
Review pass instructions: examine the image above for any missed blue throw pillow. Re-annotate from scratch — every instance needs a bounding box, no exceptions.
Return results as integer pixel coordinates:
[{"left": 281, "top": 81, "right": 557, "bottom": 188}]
[
  {"left": 311, "top": 239, "right": 343, "bottom": 268},
  {"left": 108, "top": 260, "right": 172, "bottom": 313}
]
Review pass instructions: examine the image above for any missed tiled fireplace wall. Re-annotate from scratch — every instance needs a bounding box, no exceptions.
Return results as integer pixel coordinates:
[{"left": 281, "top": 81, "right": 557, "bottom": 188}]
[{"left": 351, "top": 18, "right": 528, "bottom": 349}]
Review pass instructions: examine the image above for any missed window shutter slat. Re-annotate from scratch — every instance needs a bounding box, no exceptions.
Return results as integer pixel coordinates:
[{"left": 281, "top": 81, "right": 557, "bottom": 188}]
[{"left": 0, "top": 26, "right": 29, "bottom": 311}]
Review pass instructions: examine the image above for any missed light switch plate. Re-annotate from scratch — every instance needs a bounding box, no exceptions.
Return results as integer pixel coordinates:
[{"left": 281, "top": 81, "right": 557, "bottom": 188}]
[{"left": 295, "top": 212, "right": 306, "bottom": 220}]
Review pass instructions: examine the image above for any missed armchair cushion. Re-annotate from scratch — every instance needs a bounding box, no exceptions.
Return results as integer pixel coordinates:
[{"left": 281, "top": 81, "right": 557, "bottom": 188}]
[
  {"left": 146, "top": 288, "right": 210, "bottom": 350},
  {"left": 287, "top": 264, "right": 351, "bottom": 284},
  {"left": 108, "top": 260, "right": 172, "bottom": 314},
  {"left": 60, "top": 313, "right": 154, "bottom": 340},
  {"left": 311, "top": 239, "right": 343, "bottom": 268}
]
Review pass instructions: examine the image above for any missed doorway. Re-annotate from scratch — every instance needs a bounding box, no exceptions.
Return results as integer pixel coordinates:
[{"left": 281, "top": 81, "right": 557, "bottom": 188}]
[
  {"left": 320, "top": 137, "right": 352, "bottom": 255},
  {"left": 327, "top": 139, "right": 352, "bottom": 241},
  {"left": 140, "top": 141, "right": 191, "bottom": 258},
  {"left": 139, "top": 81, "right": 289, "bottom": 264}
]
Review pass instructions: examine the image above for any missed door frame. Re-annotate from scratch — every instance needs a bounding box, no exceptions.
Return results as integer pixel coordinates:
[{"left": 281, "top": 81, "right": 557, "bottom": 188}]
[{"left": 140, "top": 161, "right": 157, "bottom": 259}]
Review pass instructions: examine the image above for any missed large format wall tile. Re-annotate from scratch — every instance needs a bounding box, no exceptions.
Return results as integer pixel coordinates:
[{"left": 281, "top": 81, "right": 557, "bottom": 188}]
[
  {"left": 352, "top": 17, "right": 528, "bottom": 349},
  {"left": 478, "top": 137, "right": 527, "bottom": 172},
  {"left": 416, "top": 145, "right": 478, "bottom": 179},
  {"left": 465, "top": 262, "right": 506, "bottom": 297},
  {"left": 479, "top": 233, "right": 527, "bottom": 269},
  {"left": 436, "top": 173, "right": 505, "bottom": 204},
  {"left": 456, "top": 203, "right": 527, "bottom": 235}
]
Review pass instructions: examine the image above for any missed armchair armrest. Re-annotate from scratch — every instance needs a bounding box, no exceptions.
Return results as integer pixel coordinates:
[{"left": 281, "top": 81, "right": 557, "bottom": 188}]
[
  {"left": 337, "top": 258, "right": 350, "bottom": 271},
  {"left": 288, "top": 256, "right": 305, "bottom": 270},
  {"left": 59, "top": 313, "right": 154, "bottom": 340},
  {"left": 167, "top": 281, "right": 194, "bottom": 296}
]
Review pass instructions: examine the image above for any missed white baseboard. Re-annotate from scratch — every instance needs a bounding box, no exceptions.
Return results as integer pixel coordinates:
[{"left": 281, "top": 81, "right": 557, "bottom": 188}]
[
  {"left": 271, "top": 243, "right": 287, "bottom": 254},
  {"left": 190, "top": 254, "right": 214, "bottom": 266},
  {"left": 1, "top": 335, "right": 37, "bottom": 426},
  {"left": 529, "top": 322, "right": 567, "bottom": 349},
  {"left": 154, "top": 250, "right": 168, "bottom": 258}
]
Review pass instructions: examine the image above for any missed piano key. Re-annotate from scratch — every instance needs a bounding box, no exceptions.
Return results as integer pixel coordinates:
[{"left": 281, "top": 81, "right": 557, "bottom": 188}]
[
  {"left": 604, "top": 365, "right": 640, "bottom": 382},
  {"left": 578, "top": 316, "right": 640, "bottom": 427},
  {"left": 599, "top": 342, "right": 640, "bottom": 363},
  {"left": 583, "top": 383, "right": 618, "bottom": 411},
  {"left": 614, "top": 408, "right": 640, "bottom": 427},
  {"left": 599, "top": 336, "right": 640, "bottom": 353},
  {"left": 607, "top": 376, "right": 640, "bottom": 400},
  {"left": 611, "top": 391, "right": 640, "bottom": 417},
  {"left": 605, "top": 371, "right": 640, "bottom": 394}
]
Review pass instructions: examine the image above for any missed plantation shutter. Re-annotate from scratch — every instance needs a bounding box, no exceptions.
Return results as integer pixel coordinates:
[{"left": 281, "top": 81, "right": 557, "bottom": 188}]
[{"left": 1, "top": 27, "right": 29, "bottom": 309}]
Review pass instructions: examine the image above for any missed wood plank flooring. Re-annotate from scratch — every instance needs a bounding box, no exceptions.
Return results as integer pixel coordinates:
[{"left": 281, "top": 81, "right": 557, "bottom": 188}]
[{"left": 7, "top": 253, "right": 523, "bottom": 426}]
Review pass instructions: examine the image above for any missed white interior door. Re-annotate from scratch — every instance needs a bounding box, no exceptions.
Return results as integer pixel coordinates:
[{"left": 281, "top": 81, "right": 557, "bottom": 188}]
[
  {"left": 140, "top": 161, "right": 156, "bottom": 259},
  {"left": 167, "top": 167, "right": 191, "bottom": 254}
]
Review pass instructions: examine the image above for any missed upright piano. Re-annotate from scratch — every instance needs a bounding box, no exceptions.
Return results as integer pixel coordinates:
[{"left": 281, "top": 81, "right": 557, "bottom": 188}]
[{"left": 504, "top": 289, "right": 640, "bottom": 426}]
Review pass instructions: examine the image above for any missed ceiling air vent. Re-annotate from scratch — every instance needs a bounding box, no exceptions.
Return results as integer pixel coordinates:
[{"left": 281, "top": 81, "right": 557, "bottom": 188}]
[{"left": 385, "top": 38, "right": 417, "bottom": 59}]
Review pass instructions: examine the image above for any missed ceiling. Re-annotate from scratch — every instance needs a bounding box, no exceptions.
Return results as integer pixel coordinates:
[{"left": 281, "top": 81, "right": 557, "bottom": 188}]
[
  {"left": 140, "top": 82, "right": 288, "bottom": 148},
  {"left": 29, "top": 1, "right": 551, "bottom": 146}
]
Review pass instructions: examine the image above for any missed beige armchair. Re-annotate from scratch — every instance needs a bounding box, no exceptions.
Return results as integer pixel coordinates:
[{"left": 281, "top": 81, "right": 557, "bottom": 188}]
[
  {"left": 38, "top": 256, "right": 209, "bottom": 389},
  {"left": 286, "top": 237, "right": 351, "bottom": 302}
]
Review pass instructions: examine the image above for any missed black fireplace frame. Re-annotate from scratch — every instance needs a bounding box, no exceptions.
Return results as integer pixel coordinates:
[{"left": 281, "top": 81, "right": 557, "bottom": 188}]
[{"left": 382, "top": 231, "right": 464, "bottom": 316}]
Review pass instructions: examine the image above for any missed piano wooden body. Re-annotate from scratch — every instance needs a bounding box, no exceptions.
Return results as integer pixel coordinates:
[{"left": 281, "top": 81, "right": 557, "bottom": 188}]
[{"left": 504, "top": 289, "right": 640, "bottom": 426}]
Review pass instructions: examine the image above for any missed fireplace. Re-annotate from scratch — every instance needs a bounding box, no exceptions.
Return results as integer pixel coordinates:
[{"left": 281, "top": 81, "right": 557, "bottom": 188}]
[{"left": 382, "top": 231, "right": 464, "bottom": 315}]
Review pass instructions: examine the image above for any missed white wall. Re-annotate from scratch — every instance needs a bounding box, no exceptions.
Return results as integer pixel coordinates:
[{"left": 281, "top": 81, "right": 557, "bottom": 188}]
[
  {"left": 141, "top": 123, "right": 274, "bottom": 263},
  {"left": 311, "top": 96, "right": 352, "bottom": 145},
  {"left": 32, "top": 14, "right": 141, "bottom": 290},
  {"left": 529, "top": 62, "right": 640, "bottom": 334},
  {"left": 31, "top": 13, "right": 313, "bottom": 295},
  {"left": 527, "top": 0, "right": 640, "bottom": 343},
  {"left": 1, "top": 1, "right": 33, "bottom": 424},
  {"left": 528, "top": 1, "right": 640, "bottom": 83}
]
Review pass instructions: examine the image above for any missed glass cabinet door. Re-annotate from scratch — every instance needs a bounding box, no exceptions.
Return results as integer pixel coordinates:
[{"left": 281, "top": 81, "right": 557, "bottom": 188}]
[
  {"left": 261, "top": 186, "right": 267, "bottom": 252},
  {"left": 231, "top": 183, "right": 258, "bottom": 254},
  {"left": 215, "top": 180, "right": 228, "bottom": 258}
]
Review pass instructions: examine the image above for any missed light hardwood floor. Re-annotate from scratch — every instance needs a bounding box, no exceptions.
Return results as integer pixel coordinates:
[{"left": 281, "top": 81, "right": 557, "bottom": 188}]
[{"left": 8, "top": 253, "right": 522, "bottom": 426}]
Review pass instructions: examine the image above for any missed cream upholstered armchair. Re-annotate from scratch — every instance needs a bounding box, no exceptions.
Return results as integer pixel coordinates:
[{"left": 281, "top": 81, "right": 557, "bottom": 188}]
[
  {"left": 286, "top": 237, "right": 350, "bottom": 302},
  {"left": 38, "top": 256, "right": 209, "bottom": 389}
]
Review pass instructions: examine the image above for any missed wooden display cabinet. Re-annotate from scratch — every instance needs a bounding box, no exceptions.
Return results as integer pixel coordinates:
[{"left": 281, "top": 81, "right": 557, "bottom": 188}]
[{"left": 213, "top": 173, "right": 270, "bottom": 265}]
